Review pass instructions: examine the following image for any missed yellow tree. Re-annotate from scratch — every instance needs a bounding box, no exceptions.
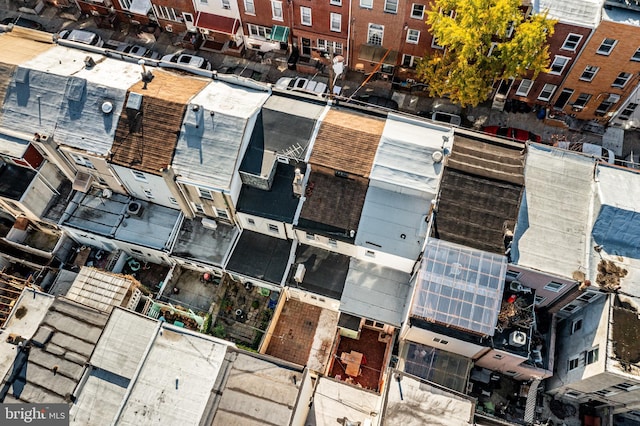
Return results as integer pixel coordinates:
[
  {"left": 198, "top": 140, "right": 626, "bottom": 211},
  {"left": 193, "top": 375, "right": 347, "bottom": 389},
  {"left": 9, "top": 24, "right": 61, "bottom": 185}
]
[{"left": 416, "top": 0, "right": 555, "bottom": 107}]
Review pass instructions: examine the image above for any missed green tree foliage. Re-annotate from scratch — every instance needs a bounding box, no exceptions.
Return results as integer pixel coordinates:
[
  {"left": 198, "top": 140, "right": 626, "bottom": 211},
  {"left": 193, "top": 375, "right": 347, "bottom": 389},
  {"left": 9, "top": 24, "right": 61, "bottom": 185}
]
[{"left": 416, "top": 0, "right": 556, "bottom": 107}]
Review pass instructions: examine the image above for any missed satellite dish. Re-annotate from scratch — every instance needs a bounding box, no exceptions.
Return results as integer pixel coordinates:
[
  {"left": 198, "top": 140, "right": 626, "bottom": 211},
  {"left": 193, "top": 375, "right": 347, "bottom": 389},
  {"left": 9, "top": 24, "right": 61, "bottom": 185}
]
[
  {"left": 432, "top": 150, "right": 444, "bottom": 163},
  {"left": 101, "top": 101, "right": 113, "bottom": 114}
]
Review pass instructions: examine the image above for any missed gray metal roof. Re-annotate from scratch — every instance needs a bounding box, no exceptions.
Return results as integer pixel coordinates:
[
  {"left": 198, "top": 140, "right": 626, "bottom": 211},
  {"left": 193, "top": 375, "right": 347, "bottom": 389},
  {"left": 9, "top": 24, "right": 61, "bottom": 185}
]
[
  {"left": 355, "top": 186, "right": 430, "bottom": 260},
  {"left": 172, "top": 80, "right": 269, "bottom": 191},
  {"left": 411, "top": 239, "right": 507, "bottom": 336},
  {"left": 602, "top": 3, "right": 640, "bottom": 24},
  {"left": 340, "top": 258, "right": 411, "bottom": 327},
  {"left": 511, "top": 144, "right": 596, "bottom": 280},
  {"left": 66, "top": 268, "right": 135, "bottom": 313},
  {"left": 61, "top": 189, "right": 181, "bottom": 251},
  {"left": 225, "top": 230, "right": 292, "bottom": 284},
  {"left": 171, "top": 217, "right": 238, "bottom": 267},
  {"left": 534, "top": 0, "right": 604, "bottom": 27}
]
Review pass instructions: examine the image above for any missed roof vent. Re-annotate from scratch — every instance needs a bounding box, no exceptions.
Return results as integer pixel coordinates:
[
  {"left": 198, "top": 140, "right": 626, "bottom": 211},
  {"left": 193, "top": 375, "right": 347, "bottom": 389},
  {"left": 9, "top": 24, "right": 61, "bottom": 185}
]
[
  {"left": 126, "top": 92, "right": 143, "bottom": 112},
  {"left": 294, "top": 264, "right": 306, "bottom": 283},
  {"left": 102, "top": 101, "right": 113, "bottom": 114},
  {"left": 127, "top": 201, "right": 144, "bottom": 217},
  {"left": 84, "top": 56, "right": 96, "bottom": 68},
  {"left": 201, "top": 217, "right": 218, "bottom": 230},
  {"left": 432, "top": 150, "right": 444, "bottom": 163},
  {"left": 509, "top": 331, "right": 527, "bottom": 347}
]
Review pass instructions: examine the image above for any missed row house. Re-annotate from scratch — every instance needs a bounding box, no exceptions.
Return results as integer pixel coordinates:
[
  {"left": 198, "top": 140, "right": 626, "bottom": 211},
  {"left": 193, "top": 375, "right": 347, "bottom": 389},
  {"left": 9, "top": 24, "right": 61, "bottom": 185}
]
[
  {"left": 553, "top": 2, "right": 640, "bottom": 125},
  {"left": 504, "top": 0, "right": 600, "bottom": 112}
]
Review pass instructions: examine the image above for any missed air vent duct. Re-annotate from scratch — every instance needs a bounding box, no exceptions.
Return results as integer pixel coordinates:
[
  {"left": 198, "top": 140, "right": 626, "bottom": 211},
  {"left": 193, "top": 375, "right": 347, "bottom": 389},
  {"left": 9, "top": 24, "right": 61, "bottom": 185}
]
[{"left": 127, "top": 201, "right": 144, "bottom": 217}]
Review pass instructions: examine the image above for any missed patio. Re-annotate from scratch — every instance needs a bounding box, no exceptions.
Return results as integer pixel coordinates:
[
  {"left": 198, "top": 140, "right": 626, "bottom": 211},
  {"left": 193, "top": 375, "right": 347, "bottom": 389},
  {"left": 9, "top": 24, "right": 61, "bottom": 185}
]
[
  {"left": 328, "top": 327, "right": 390, "bottom": 392},
  {"left": 162, "top": 266, "right": 222, "bottom": 314}
]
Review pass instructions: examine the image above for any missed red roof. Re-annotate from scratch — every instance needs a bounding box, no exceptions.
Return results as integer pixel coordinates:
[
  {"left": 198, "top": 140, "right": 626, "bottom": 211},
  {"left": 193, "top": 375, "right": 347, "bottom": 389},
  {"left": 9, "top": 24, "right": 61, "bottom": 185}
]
[{"left": 195, "top": 12, "right": 239, "bottom": 34}]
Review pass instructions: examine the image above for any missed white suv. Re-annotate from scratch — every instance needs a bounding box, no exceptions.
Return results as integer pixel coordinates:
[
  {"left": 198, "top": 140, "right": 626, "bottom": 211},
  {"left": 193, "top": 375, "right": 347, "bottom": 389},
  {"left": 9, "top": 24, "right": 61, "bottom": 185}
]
[
  {"left": 275, "top": 77, "right": 328, "bottom": 97},
  {"left": 58, "top": 29, "right": 104, "bottom": 47}
]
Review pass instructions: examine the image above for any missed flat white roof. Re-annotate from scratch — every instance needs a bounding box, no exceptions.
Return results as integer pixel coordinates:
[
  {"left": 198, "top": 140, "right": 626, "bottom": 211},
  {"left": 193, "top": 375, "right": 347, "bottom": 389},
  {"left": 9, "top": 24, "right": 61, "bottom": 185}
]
[
  {"left": 372, "top": 113, "right": 451, "bottom": 197},
  {"left": 66, "top": 268, "right": 134, "bottom": 313},
  {"left": 117, "top": 325, "right": 228, "bottom": 425},
  {"left": 534, "top": 0, "right": 603, "bottom": 27},
  {"left": 383, "top": 372, "right": 474, "bottom": 425},
  {"left": 512, "top": 144, "right": 596, "bottom": 280},
  {"left": 306, "top": 377, "right": 381, "bottom": 425},
  {"left": 190, "top": 80, "right": 269, "bottom": 119}
]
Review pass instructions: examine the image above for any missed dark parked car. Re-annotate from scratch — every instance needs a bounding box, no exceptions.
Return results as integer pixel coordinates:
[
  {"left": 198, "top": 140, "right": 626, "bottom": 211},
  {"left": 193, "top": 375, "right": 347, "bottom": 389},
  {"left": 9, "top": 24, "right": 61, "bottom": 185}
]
[
  {"left": 481, "top": 126, "right": 542, "bottom": 143},
  {"left": 1, "top": 16, "right": 44, "bottom": 31},
  {"left": 354, "top": 95, "right": 399, "bottom": 110}
]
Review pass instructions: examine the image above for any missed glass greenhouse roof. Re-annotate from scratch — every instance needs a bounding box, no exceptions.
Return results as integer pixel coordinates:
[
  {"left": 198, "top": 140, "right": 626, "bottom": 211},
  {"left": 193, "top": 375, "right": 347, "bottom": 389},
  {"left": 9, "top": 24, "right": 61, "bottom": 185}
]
[{"left": 411, "top": 238, "right": 507, "bottom": 336}]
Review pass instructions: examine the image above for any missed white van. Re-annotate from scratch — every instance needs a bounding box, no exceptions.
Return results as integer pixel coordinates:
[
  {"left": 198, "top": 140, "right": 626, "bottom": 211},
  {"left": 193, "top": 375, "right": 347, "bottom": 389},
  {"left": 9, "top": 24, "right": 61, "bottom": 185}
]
[{"left": 58, "top": 29, "right": 104, "bottom": 47}]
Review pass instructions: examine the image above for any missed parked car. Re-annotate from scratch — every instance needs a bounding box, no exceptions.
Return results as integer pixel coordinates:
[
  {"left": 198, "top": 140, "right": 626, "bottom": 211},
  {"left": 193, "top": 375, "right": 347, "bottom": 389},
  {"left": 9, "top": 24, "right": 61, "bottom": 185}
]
[
  {"left": 1, "top": 16, "right": 44, "bottom": 31},
  {"left": 115, "top": 44, "right": 161, "bottom": 60},
  {"left": 161, "top": 53, "right": 212, "bottom": 71},
  {"left": 430, "top": 111, "right": 462, "bottom": 127},
  {"left": 554, "top": 141, "right": 616, "bottom": 164},
  {"left": 275, "top": 77, "right": 328, "bottom": 97},
  {"left": 353, "top": 95, "right": 399, "bottom": 110},
  {"left": 482, "top": 126, "right": 542, "bottom": 143},
  {"left": 58, "top": 29, "right": 104, "bottom": 47}
]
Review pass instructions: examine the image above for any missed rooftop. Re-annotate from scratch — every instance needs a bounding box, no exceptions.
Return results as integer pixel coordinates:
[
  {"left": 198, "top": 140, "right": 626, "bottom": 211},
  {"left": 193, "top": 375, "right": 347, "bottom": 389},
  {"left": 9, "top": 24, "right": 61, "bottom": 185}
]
[
  {"left": 533, "top": 0, "right": 604, "bottom": 27},
  {"left": 172, "top": 80, "right": 269, "bottom": 190},
  {"left": 383, "top": 370, "right": 475, "bottom": 425},
  {"left": 261, "top": 94, "right": 327, "bottom": 160},
  {"left": 309, "top": 108, "right": 384, "bottom": 177},
  {"left": 603, "top": 1, "right": 640, "bottom": 24},
  {"left": 61, "top": 189, "right": 181, "bottom": 251},
  {"left": 171, "top": 217, "right": 238, "bottom": 267},
  {"left": 0, "top": 161, "right": 36, "bottom": 200},
  {"left": 65, "top": 267, "right": 138, "bottom": 313},
  {"left": 434, "top": 133, "right": 524, "bottom": 254},
  {"left": 290, "top": 244, "right": 350, "bottom": 300},
  {"left": 0, "top": 33, "right": 54, "bottom": 65},
  {"left": 306, "top": 377, "right": 381, "bottom": 426},
  {"left": 410, "top": 238, "right": 507, "bottom": 337},
  {"left": 298, "top": 168, "right": 368, "bottom": 234},
  {"left": 340, "top": 258, "right": 411, "bottom": 327},
  {"left": 110, "top": 72, "right": 208, "bottom": 174},
  {"left": 512, "top": 144, "right": 596, "bottom": 281},
  {"left": 209, "top": 350, "right": 304, "bottom": 426},
  {"left": 402, "top": 343, "right": 472, "bottom": 394},
  {"left": 236, "top": 162, "right": 303, "bottom": 222},
  {"left": 0, "top": 63, "right": 15, "bottom": 109},
  {"left": 225, "top": 230, "right": 292, "bottom": 285}
]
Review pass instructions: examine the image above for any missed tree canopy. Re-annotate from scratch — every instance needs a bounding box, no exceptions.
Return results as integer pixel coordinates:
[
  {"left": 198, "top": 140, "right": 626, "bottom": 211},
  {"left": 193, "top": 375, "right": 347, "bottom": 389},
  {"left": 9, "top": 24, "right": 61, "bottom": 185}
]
[{"left": 415, "top": 0, "right": 556, "bottom": 107}]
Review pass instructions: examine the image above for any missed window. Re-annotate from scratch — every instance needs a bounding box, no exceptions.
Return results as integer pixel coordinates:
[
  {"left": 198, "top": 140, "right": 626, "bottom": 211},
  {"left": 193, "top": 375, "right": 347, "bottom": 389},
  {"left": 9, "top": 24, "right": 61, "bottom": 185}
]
[
  {"left": 571, "top": 318, "right": 583, "bottom": 334},
  {"left": 632, "top": 48, "right": 640, "bottom": 61},
  {"left": 516, "top": 79, "right": 533, "bottom": 96},
  {"left": 544, "top": 280, "right": 565, "bottom": 292},
  {"left": 330, "top": 0, "right": 342, "bottom": 5},
  {"left": 221, "top": 0, "right": 230, "bottom": 9},
  {"left": 328, "top": 238, "right": 337, "bottom": 247},
  {"left": 549, "top": 56, "right": 570, "bottom": 75},
  {"left": 534, "top": 295, "right": 546, "bottom": 305},
  {"left": 131, "top": 170, "right": 147, "bottom": 182},
  {"left": 306, "top": 233, "right": 316, "bottom": 241},
  {"left": 384, "top": 0, "right": 398, "bottom": 13},
  {"left": 402, "top": 54, "right": 419, "bottom": 68},
  {"left": 247, "top": 24, "right": 272, "bottom": 39},
  {"left": 433, "top": 338, "right": 449, "bottom": 344},
  {"left": 271, "top": 0, "right": 283, "bottom": 20},
  {"left": 143, "top": 189, "right": 154, "bottom": 198},
  {"left": 411, "top": 4, "right": 424, "bottom": 19},
  {"left": 573, "top": 93, "right": 591, "bottom": 109},
  {"left": 597, "top": 38, "right": 617, "bottom": 55},
  {"left": 580, "top": 65, "right": 599, "bottom": 81},
  {"left": 487, "top": 42, "right": 498, "bottom": 57},
  {"left": 596, "top": 94, "right": 619, "bottom": 116},
  {"left": 194, "top": 204, "right": 205, "bottom": 214},
  {"left": 70, "top": 153, "right": 95, "bottom": 169},
  {"left": 568, "top": 356, "right": 580, "bottom": 371},
  {"left": 365, "top": 250, "right": 375, "bottom": 258},
  {"left": 317, "top": 39, "right": 343, "bottom": 55},
  {"left": 562, "top": 303, "right": 579, "bottom": 313},
  {"left": 215, "top": 208, "right": 229, "bottom": 220},
  {"left": 198, "top": 187, "right": 213, "bottom": 200},
  {"left": 118, "top": 0, "right": 131, "bottom": 10},
  {"left": 612, "top": 383, "right": 638, "bottom": 391},
  {"left": 367, "top": 24, "right": 383, "bottom": 45},
  {"left": 244, "top": 0, "right": 255, "bottom": 13},
  {"left": 431, "top": 36, "right": 443, "bottom": 49},
  {"left": 268, "top": 224, "right": 279, "bottom": 233},
  {"left": 586, "top": 347, "right": 599, "bottom": 365},
  {"left": 612, "top": 72, "right": 632, "bottom": 88},
  {"left": 300, "top": 6, "right": 312, "bottom": 25},
  {"left": 406, "top": 29, "right": 420, "bottom": 44},
  {"left": 620, "top": 103, "right": 639, "bottom": 120},
  {"left": 152, "top": 4, "right": 180, "bottom": 21},
  {"left": 576, "top": 292, "right": 599, "bottom": 303},
  {"left": 131, "top": 248, "right": 143, "bottom": 254},
  {"left": 330, "top": 13, "right": 341, "bottom": 32},
  {"left": 360, "top": 0, "right": 373, "bottom": 8},
  {"left": 566, "top": 390, "right": 582, "bottom": 398},
  {"left": 247, "top": 218, "right": 256, "bottom": 225},
  {"left": 561, "top": 33, "right": 582, "bottom": 51},
  {"left": 169, "top": 197, "right": 178, "bottom": 205},
  {"left": 505, "top": 21, "right": 514, "bottom": 38},
  {"left": 595, "top": 389, "right": 614, "bottom": 397}
]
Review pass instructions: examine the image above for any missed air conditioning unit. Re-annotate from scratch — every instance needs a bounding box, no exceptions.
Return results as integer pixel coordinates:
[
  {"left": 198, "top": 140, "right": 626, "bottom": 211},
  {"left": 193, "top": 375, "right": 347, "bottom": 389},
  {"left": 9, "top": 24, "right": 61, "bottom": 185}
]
[
  {"left": 201, "top": 217, "right": 218, "bottom": 231},
  {"left": 127, "top": 201, "right": 144, "bottom": 217},
  {"left": 294, "top": 264, "right": 306, "bottom": 283},
  {"left": 509, "top": 330, "right": 527, "bottom": 347},
  {"left": 199, "top": 28, "right": 209, "bottom": 35},
  {"left": 72, "top": 171, "right": 93, "bottom": 193},
  {"left": 165, "top": 24, "right": 173, "bottom": 33}
]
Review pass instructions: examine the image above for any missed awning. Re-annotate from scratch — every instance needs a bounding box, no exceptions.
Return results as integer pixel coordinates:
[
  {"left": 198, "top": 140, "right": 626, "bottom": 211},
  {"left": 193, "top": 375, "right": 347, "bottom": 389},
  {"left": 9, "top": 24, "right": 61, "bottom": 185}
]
[
  {"left": 129, "top": 0, "right": 151, "bottom": 15},
  {"left": 195, "top": 12, "right": 240, "bottom": 34},
  {"left": 358, "top": 44, "right": 398, "bottom": 66},
  {"left": 270, "top": 25, "right": 290, "bottom": 43}
]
